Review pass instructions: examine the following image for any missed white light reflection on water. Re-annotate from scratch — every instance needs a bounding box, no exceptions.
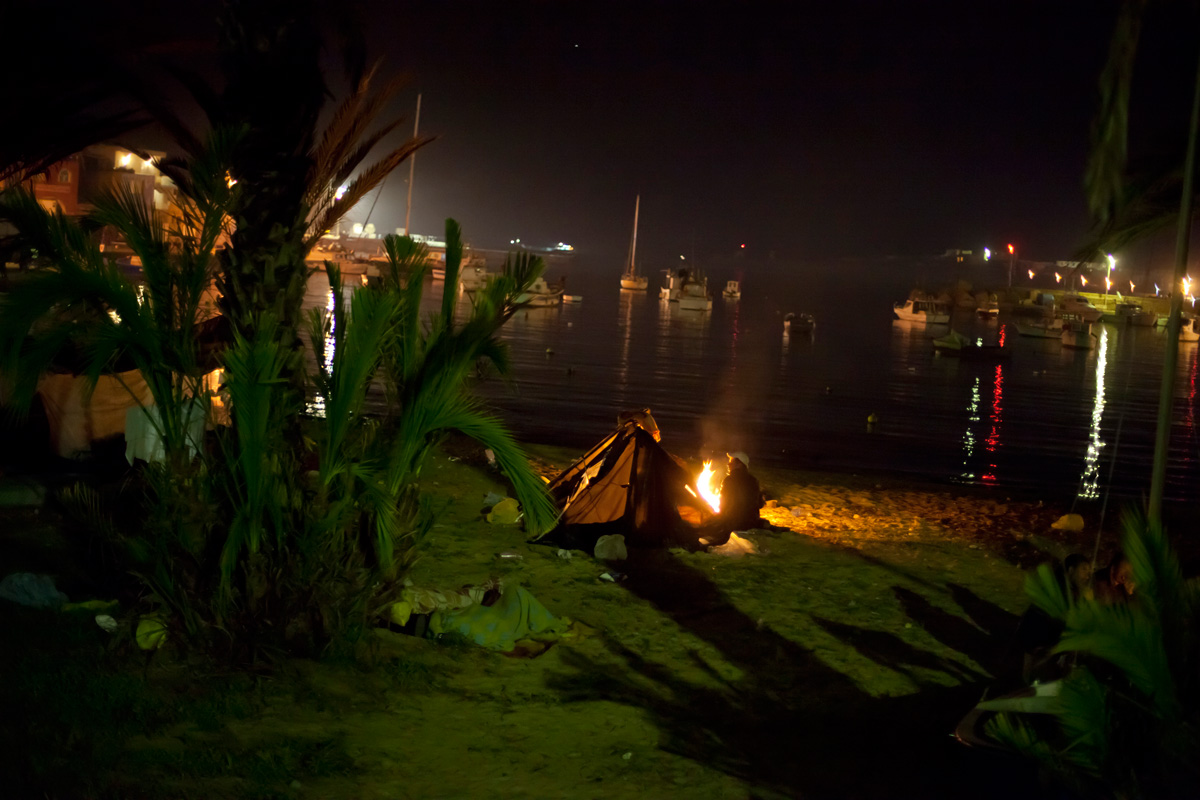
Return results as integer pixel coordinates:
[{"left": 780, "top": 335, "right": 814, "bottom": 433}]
[
  {"left": 1078, "top": 326, "right": 1109, "bottom": 500},
  {"left": 305, "top": 288, "right": 337, "bottom": 418},
  {"left": 960, "top": 375, "right": 982, "bottom": 479}
]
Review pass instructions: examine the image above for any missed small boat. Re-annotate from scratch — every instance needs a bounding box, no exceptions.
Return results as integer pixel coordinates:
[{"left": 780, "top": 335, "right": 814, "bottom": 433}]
[
  {"left": 677, "top": 273, "right": 713, "bottom": 311},
  {"left": 563, "top": 294, "right": 583, "bottom": 304},
  {"left": 1016, "top": 316, "right": 1065, "bottom": 338},
  {"left": 933, "top": 330, "right": 1010, "bottom": 359},
  {"left": 723, "top": 280, "right": 741, "bottom": 300},
  {"left": 430, "top": 265, "right": 446, "bottom": 281},
  {"left": 976, "top": 296, "right": 1000, "bottom": 317},
  {"left": 1061, "top": 317, "right": 1097, "bottom": 350},
  {"left": 517, "top": 276, "right": 565, "bottom": 308},
  {"left": 1058, "top": 295, "right": 1103, "bottom": 324},
  {"left": 459, "top": 264, "right": 493, "bottom": 292},
  {"left": 893, "top": 298, "right": 950, "bottom": 324},
  {"left": 1101, "top": 301, "right": 1156, "bottom": 327},
  {"left": 1182, "top": 317, "right": 1200, "bottom": 342},
  {"left": 619, "top": 195, "right": 648, "bottom": 291},
  {"left": 784, "top": 312, "right": 816, "bottom": 333}
]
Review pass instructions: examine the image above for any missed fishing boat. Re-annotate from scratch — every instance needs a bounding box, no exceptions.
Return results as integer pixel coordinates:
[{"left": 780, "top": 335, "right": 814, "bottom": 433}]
[
  {"left": 893, "top": 298, "right": 950, "bottom": 324},
  {"left": 933, "top": 330, "right": 1010, "bottom": 360},
  {"left": 517, "top": 276, "right": 566, "bottom": 308},
  {"left": 1061, "top": 317, "right": 1097, "bottom": 350},
  {"left": 619, "top": 195, "right": 648, "bottom": 291},
  {"left": 723, "top": 280, "right": 741, "bottom": 299},
  {"left": 1016, "top": 316, "right": 1065, "bottom": 338},
  {"left": 677, "top": 272, "right": 713, "bottom": 311}
]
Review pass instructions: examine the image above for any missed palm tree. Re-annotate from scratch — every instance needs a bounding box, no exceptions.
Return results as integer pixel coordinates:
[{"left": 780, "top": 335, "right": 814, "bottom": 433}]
[
  {"left": 1081, "top": 0, "right": 1200, "bottom": 521},
  {"left": 986, "top": 511, "right": 1200, "bottom": 798}
]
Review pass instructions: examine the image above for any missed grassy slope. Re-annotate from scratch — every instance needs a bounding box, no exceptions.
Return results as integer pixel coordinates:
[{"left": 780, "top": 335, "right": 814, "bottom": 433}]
[{"left": 0, "top": 442, "right": 1090, "bottom": 799}]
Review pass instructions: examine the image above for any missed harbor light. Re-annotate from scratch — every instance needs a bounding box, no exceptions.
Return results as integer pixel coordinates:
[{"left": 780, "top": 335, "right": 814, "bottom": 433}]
[
  {"left": 119, "top": 153, "right": 132, "bottom": 167},
  {"left": 1007, "top": 243, "right": 1014, "bottom": 255},
  {"left": 1081, "top": 276, "right": 1088, "bottom": 287},
  {"left": 1055, "top": 272, "right": 1062, "bottom": 283},
  {"left": 1105, "top": 277, "right": 1112, "bottom": 292},
  {"left": 1107, "top": 253, "right": 1116, "bottom": 272},
  {"left": 334, "top": 184, "right": 348, "bottom": 201},
  {"left": 1130, "top": 281, "right": 1136, "bottom": 293},
  {"left": 1027, "top": 269, "right": 1034, "bottom": 280},
  {"left": 984, "top": 247, "right": 991, "bottom": 261}
]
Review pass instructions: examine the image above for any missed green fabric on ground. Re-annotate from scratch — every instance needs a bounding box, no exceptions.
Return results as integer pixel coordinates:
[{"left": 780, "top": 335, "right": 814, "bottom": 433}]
[{"left": 428, "top": 585, "right": 567, "bottom": 652}]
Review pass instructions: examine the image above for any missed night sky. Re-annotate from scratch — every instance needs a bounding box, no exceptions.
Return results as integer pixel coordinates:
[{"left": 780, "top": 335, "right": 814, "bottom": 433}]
[{"left": 13, "top": 1, "right": 1200, "bottom": 266}]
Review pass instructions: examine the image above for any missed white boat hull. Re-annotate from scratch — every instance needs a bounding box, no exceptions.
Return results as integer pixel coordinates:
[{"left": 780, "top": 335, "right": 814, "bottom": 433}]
[
  {"left": 1016, "top": 319, "right": 1064, "bottom": 338},
  {"left": 678, "top": 294, "right": 712, "bottom": 312},
  {"left": 893, "top": 300, "right": 949, "bottom": 324}
]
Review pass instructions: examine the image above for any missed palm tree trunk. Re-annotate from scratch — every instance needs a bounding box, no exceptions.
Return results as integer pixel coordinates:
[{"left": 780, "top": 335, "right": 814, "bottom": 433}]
[{"left": 1148, "top": 47, "right": 1200, "bottom": 523}]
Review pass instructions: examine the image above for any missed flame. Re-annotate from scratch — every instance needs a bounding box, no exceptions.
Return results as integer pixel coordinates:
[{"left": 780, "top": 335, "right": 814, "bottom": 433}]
[{"left": 697, "top": 460, "right": 722, "bottom": 512}]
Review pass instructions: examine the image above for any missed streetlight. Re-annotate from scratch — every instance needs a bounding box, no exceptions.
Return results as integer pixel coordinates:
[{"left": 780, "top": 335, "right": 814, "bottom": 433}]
[{"left": 1007, "top": 243, "right": 1015, "bottom": 288}]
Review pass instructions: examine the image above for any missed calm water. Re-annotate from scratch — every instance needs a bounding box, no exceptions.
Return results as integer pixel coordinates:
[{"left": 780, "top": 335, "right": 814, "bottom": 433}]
[{"left": 304, "top": 258, "right": 1200, "bottom": 507}]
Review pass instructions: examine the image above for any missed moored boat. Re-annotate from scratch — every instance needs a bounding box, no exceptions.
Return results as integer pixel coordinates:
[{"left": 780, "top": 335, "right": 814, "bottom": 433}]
[
  {"left": 678, "top": 274, "right": 713, "bottom": 311},
  {"left": 1016, "top": 316, "right": 1065, "bottom": 338},
  {"left": 893, "top": 298, "right": 950, "bottom": 324},
  {"left": 1059, "top": 295, "right": 1103, "bottom": 324},
  {"left": 784, "top": 312, "right": 816, "bottom": 333},
  {"left": 620, "top": 195, "right": 648, "bottom": 291},
  {"left": 1061, "top": 317, "right": 1097, "bottom": 349},
  {"left": 933, "top": 330, "right": 1010, "bottom": 359},
  {"left": 723, "top": 280, "right": 741, "bottom": 300},
  {"left": 517, "top": 276, "right": 566, "bottom": 308},
  {"left": 1182, "top": 317, "right": 1200, "bottom": 342}
]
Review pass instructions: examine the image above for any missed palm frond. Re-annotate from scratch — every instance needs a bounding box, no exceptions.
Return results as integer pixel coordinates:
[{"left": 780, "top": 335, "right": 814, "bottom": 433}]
[{"left": 1084, "top": 0, "right": 1146, "bottom": 225}]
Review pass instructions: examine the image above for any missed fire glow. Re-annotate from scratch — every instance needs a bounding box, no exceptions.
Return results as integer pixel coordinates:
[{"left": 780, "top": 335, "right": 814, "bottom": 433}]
[{"left": 697, "top": 460, "right": 722, "bottom": 512}]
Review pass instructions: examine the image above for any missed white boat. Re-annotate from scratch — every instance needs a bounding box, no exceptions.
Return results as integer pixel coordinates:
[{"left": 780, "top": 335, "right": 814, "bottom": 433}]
[
  {"left": 620, "top": 195, "right": 648, "bottom": 291},
  {"left": 517, "top": 276, "right": 565, "bottom": 308},
  {"left": 723, "top": 280, "right": 741, "bottom": 299},
  {"left": 563, "top": 294, "right": 583, "bottom": 304},
  {"left": 677, "top": 273, "right": 712, "bottom": 311},
  {"left": 893, "top": 298, "right": 950, "bottom": 324},
  {"left": 976, "top": 297, "right": 1000, "bottom": 317},
  {"left": 1059, "top": 295, "right": 1103, "bottom": 324},
  {"left": 1061, "top": 317, "right": 1097, "bottom": 349},
  {"left": 1102, "top": 301, "right": 1155, "bottom": 327},
  {"left": 1182, "top": 317, "right": 1200, "bottom": 342},
  {"left": 1016, "top": 316, "right": 1065, "bottom": 338}
]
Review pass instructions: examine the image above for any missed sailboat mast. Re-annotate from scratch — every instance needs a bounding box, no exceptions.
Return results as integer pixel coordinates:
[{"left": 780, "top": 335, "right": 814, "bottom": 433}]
[
  {"left": 404, "top": 93, "right": 422, "bottom": 236},
  {"left": 629, "top": 194, "right": 640, "bottom": 276}
]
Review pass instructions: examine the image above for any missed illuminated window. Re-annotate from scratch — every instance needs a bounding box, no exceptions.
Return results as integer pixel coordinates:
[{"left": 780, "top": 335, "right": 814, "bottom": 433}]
[{"left": 58, "top": 169, "right": 71, "bottom": 183}]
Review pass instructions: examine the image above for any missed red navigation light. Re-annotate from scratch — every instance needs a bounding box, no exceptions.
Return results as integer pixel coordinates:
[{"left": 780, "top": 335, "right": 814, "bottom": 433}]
[
  {"left": 740, "top": 243, "right": 746, "bottom": 249},
  {"left": 1007, "top": 244, "right": 1014, "bottom": 254}
]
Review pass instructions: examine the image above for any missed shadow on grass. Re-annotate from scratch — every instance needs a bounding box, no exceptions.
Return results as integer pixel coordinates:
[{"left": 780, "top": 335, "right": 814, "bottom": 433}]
[{"left": 548, "top": 548, "right": 1047, "bottom": 799}]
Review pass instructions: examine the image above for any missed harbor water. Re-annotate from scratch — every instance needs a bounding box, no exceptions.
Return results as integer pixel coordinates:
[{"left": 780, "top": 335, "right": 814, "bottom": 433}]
[{"left": 304, "top": 256, "right": 1200, "bottom": 509}]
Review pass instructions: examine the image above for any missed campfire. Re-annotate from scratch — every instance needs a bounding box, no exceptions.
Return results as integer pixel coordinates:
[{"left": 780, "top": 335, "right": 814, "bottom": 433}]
[{"left": 697, "top": 460, "right": 722, "bottom": 512}]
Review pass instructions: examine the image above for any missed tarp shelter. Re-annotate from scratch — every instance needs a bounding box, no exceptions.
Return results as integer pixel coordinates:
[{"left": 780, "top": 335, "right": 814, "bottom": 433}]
[{"left": 539, "top": 420, "right": 715, "bottom": 549}]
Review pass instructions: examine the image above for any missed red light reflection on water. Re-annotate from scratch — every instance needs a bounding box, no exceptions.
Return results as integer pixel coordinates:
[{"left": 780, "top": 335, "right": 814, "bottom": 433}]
[{"left": 981, "top": 363, "right": 1004, "bottom": 483}]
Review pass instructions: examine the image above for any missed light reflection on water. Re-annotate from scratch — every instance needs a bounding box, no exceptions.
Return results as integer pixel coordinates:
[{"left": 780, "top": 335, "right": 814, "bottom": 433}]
[
  {"left": 1078, "top": 326, "right": 1109, "bottom": 500},
  {"left": 301, "top": 262, "right": 1200, "bottom": 504}
]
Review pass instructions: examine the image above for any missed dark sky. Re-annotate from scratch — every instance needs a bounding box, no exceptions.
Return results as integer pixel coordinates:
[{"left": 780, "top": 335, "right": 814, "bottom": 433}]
[
  {"left": 16, "top": 1, "right": 1199, "bottom": 265},
  {"left": 365, "top": 1, "right": 1125, "bottom": 264}
]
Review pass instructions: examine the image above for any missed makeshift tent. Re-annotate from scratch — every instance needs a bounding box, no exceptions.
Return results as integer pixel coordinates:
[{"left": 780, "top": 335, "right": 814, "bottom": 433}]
[{"left": 538, "top": 420, "right": 716, "bottom": 549}]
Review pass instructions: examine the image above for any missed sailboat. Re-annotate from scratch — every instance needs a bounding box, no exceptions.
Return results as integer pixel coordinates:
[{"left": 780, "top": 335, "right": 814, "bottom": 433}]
[{"left": 620, "top": 195, "right": 648, "bottom": 291}]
